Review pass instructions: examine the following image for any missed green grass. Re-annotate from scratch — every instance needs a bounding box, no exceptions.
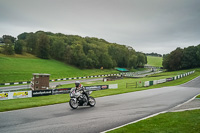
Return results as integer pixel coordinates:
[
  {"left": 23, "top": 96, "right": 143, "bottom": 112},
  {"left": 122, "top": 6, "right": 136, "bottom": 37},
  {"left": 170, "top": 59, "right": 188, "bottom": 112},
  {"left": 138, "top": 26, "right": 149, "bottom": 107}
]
[
  {"left": 0, "top": 54, "right": 163, "bottom": 83},
  {"left": 0, "top": 68, "right": 199, "bottom": 112},
  {"left": 147, "top": 56, "right": 163, "bottom": 67},
  {"left": 0, "top": 54, "right": 118, "bottom": 83},
  {"left": 0, "top": 94, "right": 70, "bottom": 112},
  {"left": 108, "top": 109, "right": 200, "bottom": 133}
]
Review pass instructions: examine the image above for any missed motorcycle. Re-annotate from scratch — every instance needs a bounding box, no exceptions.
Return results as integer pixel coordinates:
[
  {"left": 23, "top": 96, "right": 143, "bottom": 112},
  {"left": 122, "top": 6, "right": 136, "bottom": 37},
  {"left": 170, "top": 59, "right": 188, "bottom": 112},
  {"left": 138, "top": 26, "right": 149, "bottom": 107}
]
[{"left": 69, "top": 87, "right": 96, "bottom": 109}]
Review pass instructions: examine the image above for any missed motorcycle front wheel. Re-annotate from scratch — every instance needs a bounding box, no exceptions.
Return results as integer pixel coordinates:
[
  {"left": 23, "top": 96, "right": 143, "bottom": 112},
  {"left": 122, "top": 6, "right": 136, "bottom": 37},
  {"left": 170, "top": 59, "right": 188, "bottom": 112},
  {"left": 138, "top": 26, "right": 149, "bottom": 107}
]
[
  {"left": 69, "top": 99, "right": 78, "bottom": 109},
  {"left": 88, "top": 96, "right": 96, "bottom": 107}
]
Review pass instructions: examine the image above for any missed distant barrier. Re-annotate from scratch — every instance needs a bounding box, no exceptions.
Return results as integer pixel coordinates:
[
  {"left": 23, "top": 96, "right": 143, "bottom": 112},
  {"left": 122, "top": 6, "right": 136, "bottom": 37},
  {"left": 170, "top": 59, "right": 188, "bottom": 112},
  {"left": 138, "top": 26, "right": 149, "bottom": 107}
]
[
  {"left": 126, "top": 70, "right": 196, "bottom": 88},
  {"left": 0, "top": 84, "right": 118, "bottom": 100},
  {"left": 143, "top": 70, "right": 195, "bottom": 87}
]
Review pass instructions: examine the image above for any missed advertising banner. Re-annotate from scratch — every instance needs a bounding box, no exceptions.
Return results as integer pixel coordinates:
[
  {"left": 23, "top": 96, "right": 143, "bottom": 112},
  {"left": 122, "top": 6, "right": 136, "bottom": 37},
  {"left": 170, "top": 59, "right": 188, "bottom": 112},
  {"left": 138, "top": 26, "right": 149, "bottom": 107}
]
[
  {"left": 0, "top": 91, "right": 32, "bottom": 100},
  {"left": 174, "top": 76, "right": 177, "bottom": 80},
  {"left": 144, "top": 81, "right": 150, "bottom": 87},
  {"left": 85, "top": 86, "right": 101, "bottom": 91},
  {"left": 53, "top": 88, "right": 71, "bottom": 94},
  {"left": 149, "top": 81, "right": 154, "bottom": 86},
  {"left": 153, "top": 80, "right": 158, "bottom": 85},
  {"left": 0, "top": 92, "right": 9, "bottom": 100},
  {"left": 12, "top": 91, "right": 31, "bottom": 99},
  {"left": 32, "top": 90, "right": 52, "bottom": 97},
  {"left": 109, "top": 84, "right": 118, "bottom": 89},
  {"left": 137, "top": 81, "right": 143, "bottom": 88},
  {"left": 157, "top": 79, "right": 167, "bottom": 84},
  {"left": 101, "top": 85, "right": 108, "bottom": 90},
  {"left": 166, "top": 77, "right": 173, "bottom": 82}
]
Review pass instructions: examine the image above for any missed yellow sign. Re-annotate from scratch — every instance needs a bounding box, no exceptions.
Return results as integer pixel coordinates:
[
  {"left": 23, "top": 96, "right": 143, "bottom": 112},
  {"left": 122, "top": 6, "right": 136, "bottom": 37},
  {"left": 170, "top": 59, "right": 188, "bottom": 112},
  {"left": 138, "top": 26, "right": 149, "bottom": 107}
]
[
  {"left": 13, "top": 91, "right": 28, "bottom": 98},
  {"left": 0, "top": 93, "right": 8, "bottom": 99}
]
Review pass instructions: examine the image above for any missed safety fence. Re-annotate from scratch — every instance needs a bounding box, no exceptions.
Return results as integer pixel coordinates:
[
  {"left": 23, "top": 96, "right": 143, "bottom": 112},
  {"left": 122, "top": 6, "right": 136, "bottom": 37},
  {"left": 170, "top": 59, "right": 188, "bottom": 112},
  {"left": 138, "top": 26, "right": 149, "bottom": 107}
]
[
  {"left": 0, "top": 74, "right": 120, "bottom": 86},
  {"left": 143, "top": 70, "right": 195, "bottom": 87},
  {"left": 126, "top": 70, "right": 195, "bottom": 88},
  {"left": 0, "top": 84, "right": 118, "bottom": 100}
]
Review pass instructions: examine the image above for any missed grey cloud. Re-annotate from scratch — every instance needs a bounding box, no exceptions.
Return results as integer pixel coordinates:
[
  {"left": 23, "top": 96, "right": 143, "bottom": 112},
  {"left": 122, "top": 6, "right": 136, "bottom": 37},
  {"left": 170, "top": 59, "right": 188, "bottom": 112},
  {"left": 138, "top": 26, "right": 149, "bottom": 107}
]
[{"left": 0, "top": 0, "right": 200, "bottom": 54}]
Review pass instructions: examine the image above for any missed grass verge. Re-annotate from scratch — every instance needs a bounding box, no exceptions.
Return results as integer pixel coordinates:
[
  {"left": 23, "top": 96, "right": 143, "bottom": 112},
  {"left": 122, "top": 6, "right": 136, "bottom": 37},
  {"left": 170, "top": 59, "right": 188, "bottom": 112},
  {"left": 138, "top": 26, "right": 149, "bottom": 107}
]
[
  {"left": 146, "top": 56, "right": 163, "bottom": 67},
  {"left": 107, "top": 109, "right": 200, "bottom": 133},
  {"left": 0, "top": 54, "right": 118, "bottom": 83}
]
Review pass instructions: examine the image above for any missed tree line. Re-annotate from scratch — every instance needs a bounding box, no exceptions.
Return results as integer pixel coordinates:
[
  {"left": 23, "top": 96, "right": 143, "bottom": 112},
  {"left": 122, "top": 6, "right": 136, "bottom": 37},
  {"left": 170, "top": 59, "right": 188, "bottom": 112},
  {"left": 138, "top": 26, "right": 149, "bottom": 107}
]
[
  {"left": 0, "top": 31, "right": 147, "bottom": 69},
  {"left": 162, "top": 44, "right": 200, "bottom": 71},
  {"left": 145, "top": 52, "right": 162, "bottom": 57}
]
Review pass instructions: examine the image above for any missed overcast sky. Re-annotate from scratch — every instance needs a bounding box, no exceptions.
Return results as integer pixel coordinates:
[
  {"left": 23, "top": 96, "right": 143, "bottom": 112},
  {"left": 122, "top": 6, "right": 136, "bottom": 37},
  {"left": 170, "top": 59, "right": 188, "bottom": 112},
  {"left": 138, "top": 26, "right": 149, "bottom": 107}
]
[{"left": 0, "top": 0, "right": 200, "bottom": 54}]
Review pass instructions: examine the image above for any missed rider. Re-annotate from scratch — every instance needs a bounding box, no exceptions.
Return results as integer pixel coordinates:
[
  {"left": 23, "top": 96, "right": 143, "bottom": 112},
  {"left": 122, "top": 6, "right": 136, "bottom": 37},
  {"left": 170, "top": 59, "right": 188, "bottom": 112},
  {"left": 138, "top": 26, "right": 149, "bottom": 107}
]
[
  {"left": 75, "top": 81, "right": 83, "bottom": 90},
  {"left": 75, "top": 81, "right": 88, "bottom": 105}
]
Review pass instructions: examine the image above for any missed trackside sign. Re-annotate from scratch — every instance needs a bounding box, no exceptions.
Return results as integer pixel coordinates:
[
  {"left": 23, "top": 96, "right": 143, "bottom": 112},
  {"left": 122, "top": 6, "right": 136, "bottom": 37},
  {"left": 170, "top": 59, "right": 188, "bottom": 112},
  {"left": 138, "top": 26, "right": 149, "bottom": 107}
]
[{"left": 32, "top": 90, "right": 52, "bottom": 97}]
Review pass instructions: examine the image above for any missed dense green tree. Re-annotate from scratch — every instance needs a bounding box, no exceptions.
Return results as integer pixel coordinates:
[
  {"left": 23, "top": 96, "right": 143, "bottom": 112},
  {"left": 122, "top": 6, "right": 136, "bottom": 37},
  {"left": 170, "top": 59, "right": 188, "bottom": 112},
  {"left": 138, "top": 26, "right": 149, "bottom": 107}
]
[
  {"left": 162, "top": 54, "right": 170, "bottom": 69},
  {"left": 2, "top": 30, "right": 148, "bottom": 69},
  {"left": 17, "top": 32, "right": 29, "bottom": 40},
  {"left": 71, "top": 44, "right": 87, "bottom": 68},
  {"left": 108, "top": 44, "right": 129, "bottom": 68},
  {"left": 14, "top": 40, "right": 25, "bottom": 54},
  {"left": 36, "top": 33, "right": 50, "bottom": 59},
  {"left": 99, "top": 53, "right": 113, "bottom": 69},
  {"left": 128, "top": 55, "right": 137, "bottom": 68},
  {"left": 163, "top": 45, "right": 200, "bottom": 71},
  {"left": 137, "top": 52, "right": 146, "bottom": 66},
  {"left": 2, "top": 35, "right": 16, "bottom": 43},
  {"left": 196, "top": 44, "right": 200, "bottom": 66},
  {"left": 86, "top": 50, "right": 99, "bottom": 68},
  {"left": 169, "top": 48, "right": 183, "bottom": 70},
  {"left": 50, "top": 39, "right": 65, "bottom": 60},
  {"left": 2, "top": 44, "right": 14, "bottom": 55},
  {"left": 2, "top": 38, "right": 15, "bottom": 55},
  {"left": 64, "top": 45, "right": 72, "bottom": 64},
  {"left": 181, "top": 46, "right": 198, "bottom": 69},
  {"left": 26, "top": 33, "right": 38, "bottom": 54},
  {"left": 0, "top": 37, "right": 3, "bottom": 43}
]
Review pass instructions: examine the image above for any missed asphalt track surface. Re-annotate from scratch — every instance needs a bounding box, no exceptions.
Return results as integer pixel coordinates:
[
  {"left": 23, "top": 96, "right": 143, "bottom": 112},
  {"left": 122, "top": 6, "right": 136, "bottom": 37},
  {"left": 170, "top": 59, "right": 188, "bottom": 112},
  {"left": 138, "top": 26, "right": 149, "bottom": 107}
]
[
  {"left": 1, "top": 77, "right": 200, "bottom": 133},
  {"left": 0, "top": 78, "right": 103, "bottom": 91}
]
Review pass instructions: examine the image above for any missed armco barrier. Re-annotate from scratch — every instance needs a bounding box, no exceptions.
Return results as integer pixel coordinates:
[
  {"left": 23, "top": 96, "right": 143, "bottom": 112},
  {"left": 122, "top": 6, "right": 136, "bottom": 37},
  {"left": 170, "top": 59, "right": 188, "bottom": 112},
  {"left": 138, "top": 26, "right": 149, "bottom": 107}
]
[
  {"left": 144, "top": 81, "right": 150, "bottom": 87},
  {"left": 143, "top": 70, "right": 195, "bottom": 87}
]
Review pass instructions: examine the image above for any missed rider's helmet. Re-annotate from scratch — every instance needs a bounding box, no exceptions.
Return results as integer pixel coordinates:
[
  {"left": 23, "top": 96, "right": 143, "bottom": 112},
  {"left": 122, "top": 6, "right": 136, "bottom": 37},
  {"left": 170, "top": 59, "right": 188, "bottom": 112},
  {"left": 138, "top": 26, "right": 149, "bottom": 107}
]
[{"left": 75, "top": 81, "right": 80, "bottom": 87}]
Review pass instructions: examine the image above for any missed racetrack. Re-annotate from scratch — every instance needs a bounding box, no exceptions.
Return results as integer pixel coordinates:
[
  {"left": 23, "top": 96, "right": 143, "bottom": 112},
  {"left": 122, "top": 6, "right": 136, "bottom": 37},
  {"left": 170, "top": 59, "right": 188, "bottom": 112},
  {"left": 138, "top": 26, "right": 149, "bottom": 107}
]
[{"left": 1, "top": 77, "right": 200, "bottom": 133}]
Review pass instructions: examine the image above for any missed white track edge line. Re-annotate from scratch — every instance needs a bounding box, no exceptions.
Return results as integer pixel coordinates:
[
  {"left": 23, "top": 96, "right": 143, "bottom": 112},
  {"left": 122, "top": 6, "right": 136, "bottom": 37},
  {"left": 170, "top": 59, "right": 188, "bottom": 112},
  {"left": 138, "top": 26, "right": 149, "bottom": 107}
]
[
  {"left": 180, "top": 76, "right": 200, "bottom": 86},
  {"left": 100, "top": 111, "right": 167, "bottom": 133},
  {"left": 170, "top": 107, "right": 200, "bottom": 112}
]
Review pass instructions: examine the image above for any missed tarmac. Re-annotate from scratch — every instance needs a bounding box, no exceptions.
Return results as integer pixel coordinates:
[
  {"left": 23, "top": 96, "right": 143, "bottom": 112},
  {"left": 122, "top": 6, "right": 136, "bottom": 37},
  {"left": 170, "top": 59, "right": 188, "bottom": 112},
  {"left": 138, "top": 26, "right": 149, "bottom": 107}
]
[{"left": 169, "top": 98, "right": 200, "bottom": 112}]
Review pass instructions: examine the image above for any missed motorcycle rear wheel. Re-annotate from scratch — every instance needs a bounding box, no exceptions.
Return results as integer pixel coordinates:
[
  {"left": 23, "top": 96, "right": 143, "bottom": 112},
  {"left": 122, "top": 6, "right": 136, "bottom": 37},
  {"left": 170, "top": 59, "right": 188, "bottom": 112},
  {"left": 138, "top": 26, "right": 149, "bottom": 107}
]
[
  {"left": 69, "top": 99, "right": 78, "bottom": 109},
  {"left": 88, "top": 96, "right": 96, "bottom": 107}
]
